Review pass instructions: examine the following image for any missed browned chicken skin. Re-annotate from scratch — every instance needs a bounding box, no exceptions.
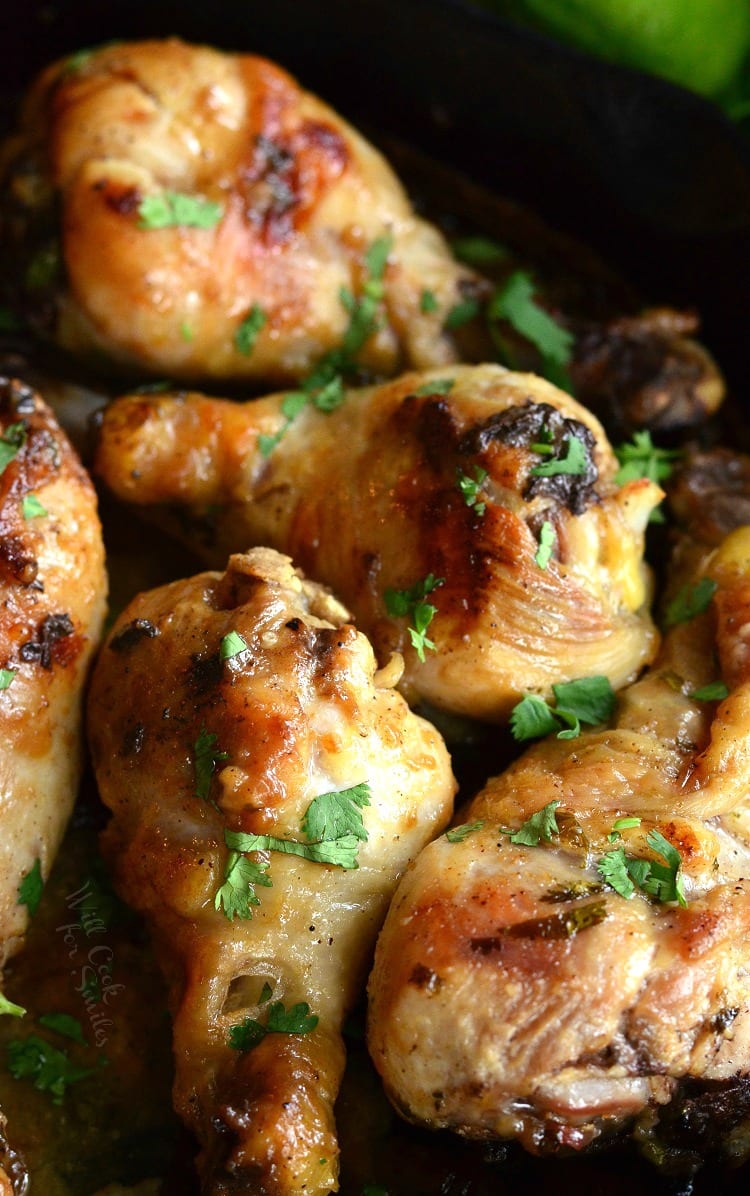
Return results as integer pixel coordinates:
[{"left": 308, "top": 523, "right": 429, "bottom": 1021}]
[
  {"left": 1, "top": 39, "right": 476, "bottom": 385},
  {"left": 94, "top": 364, "right": 661, "bottom": 723},
  {"left": 86, "top": 547, "right": 455, "bottom": 1194},
  {"left": 367, "top": 524, "right": 750, "bottom": 1156},
  {"left": 0, "top": 377, "right": 106, "bottom": 1190}
]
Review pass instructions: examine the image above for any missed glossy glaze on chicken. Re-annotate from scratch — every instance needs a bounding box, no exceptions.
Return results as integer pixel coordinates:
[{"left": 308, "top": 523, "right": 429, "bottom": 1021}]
[
  {"left": 94, "top": 364, "right": 661, "bottom": 723},
  {"left": 87, "top": 547, "right": 454, "bottom": 1194}
]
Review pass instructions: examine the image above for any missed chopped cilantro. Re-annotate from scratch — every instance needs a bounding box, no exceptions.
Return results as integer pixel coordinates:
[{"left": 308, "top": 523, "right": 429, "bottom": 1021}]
[
  {"left": 534, "top": 520, "right": 556, "bottom": 569},
  {"left": 608, "top": 815, "right": 642, "bottom": 843},
  {"left": 457, "top": 465, "right": 487, "bottom": 516},
  {"left": 529, "top": 435, "right": 587, "bottom": 477},
  {"left": 229, "top": 999, "right": 318, "bottom": 1052},
  {"left": 446, "top": 820, "right": 484, "bottom": 843},
  {"left": 0, "top": 669, "right": 16, "bottom": 690},
  {"left": 452, "top": 235, "right": 509, "bottom": 266},
  {"left": 0, "top": 423, "right": 27, "bottom": 476},
  {"left": 138, "top": 192, "right": 223, "bottom": 230},
  {"left": 6, "top": 1035, "right": 95, "bottom": 1104},
  {"left": 444, "top": 297, "right": 480, "bottom": 330},
  {"left": 234, "top": 304, "right": 267, "bottom": 356},
  {"left": 506, "top": 800, "right": 561, "bottom": 846},
  {"left": 179, "top": 321, "right": 194, "bottom": 343},
  {"left": 691, "top": 681, "right": 729, "bottom": 701},
  {"left": 38, "top": 1013, "right": 86, "bottom": 1045},
  {"left": 510, "top": 675, "right": 616, "bottom": 742},
  {"left": 226, "top": 827, "right": 361, "bottom": 870},
  {"left": 301, "top": 783, "right": 371, "bottom": 845},
  {"left": 258, "top": 391, "right": 308, "bottom": 458},
  {"left": 383, "top": 573, "right": 445, "bottom": 662},
  {"left": 215, "top": 852, "right": 272, "bottom": 921},
  {"left": 614, "top": 430, "right": 682, "bottom": 486},
  {"left": 0, "top": 994, "right": 25, "bottom": 1019},
  {"left": 598, "top": 830, "right": 686, "bottom": 907},
  {"left": 220, "top": 630, "right": 248, "bottom": 661},
  {"left": 259, "top": 981, "right": 273, "bottom": 1005},
  {"left": 414, "top": 378, "right": 455, "bottom": 397},
  {"left": 488, "top": 270, "right": 573, "bottom": 387},
  {"left": 664, "top": 577, "right": 717, "bottom": 628},
  {"left": 18, "top": 859, "right": 43, "bottom": 916},
  {"left": 420, "top": 289, "right": 438, "bottom": 313},
  {"left": 193, "top": 726, "right": 229, "bottom": 805},
  {"left": 22, "top": 494, "right": 47, "bottom": 520}
]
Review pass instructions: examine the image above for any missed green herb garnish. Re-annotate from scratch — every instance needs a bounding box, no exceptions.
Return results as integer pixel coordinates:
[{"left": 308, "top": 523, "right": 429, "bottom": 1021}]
[
  {"left": 420, "top": 289, "right": 439, "bottom": 313},
  {"left": 445, "top": 820, "right": 485, "bottom": 843},
  {"left": 193, "top": 727, "right": 229, "bottom": 804},
  {"left": 691, "top": 681, "right": 729, "bottom": 701},
  {"left": 598, "top": 830, "right": 687, "bottom": 907},
  {"left": 510, "top": 675, "right": 616, "bottom": 742},
  {"left": 138, "top": 192, "right": 223, "bottom": 230},
  {"left": 534, "top": 520, "right": 556, "bottom": 569},
  {"left": 301, "top": 783, "right": 371, "bottom": 845},
  {"left": 664, "top": 578, "right": 718, "bottom": 628},
  {"left": 457, "top": 465, "right": 487, "bottom": 516},
  {"left": 529, "top": 435, "right": 587, "bottom": 477},
  {"left": 234, "top": 304, "right": 267, "bottom": 357},
  {"left": 0, "top": 670, "right": 16, "bottom": 690},
  {"left": 452, "top": 235, "right": 509, "bottom": 266},
  {"left": 614, "top": 430, "right": 682, "bottom": 485},
  {"left": 220, "top": 631, "right": 248, "bottom": 661},
  {"left": 506, "top": 799, "right": 561, "bottom": 846},
  {"left": 0, "top": 995, "right": 25, "bottom": 1019},
  {"left": 22, "top": 494, "right": 47, "bottom": 520},
  {"left": 6, "top": 1035, "right": 95, "bottom": 1104},
  {"left": 18, "top": 859, "right": 43, "bottom": 916},
  {"left": 0, "top": 423, "right": 27, "bottom": 476},
  {"left": 38, "top": 1013, "right": 86, "bottom": 1045},
  {"left": 444, "top": 297, "right": 480, "bottom": 330},
  {"left": 215, "top": 853, "right": 272, "bottom": 921},
  {"left": 384, "top": 573, "right": 445, "bottom": 662},
  {"left": 229, "top": 1000, "right": 318, "bottom": 1052},
  {"left": 488, "top": 270, "right": 573, "bottom": 388}
]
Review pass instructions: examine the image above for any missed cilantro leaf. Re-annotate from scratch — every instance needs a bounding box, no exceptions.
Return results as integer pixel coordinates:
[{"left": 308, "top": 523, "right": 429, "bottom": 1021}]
[
  {"left": 488, "top": 270, "right": 574, "bottom": 383},
  {"left": 301, "top": 783, "right": 371, "bottom": 844},
  {"left": 529, "top": 435, "right": 587, "bottom": 477},
  {"left": 0, "top": 994, "right": 25, "bottom": 1019},
  {"left": 22, "top": 494, "right": 47, "bottom": 520},
  {"left": 234, "top": 304, "right": 267, "bottom": 356},
  {"left": 0, "top": 669, "right": 16, "bottom": 690},
  {"left": 194, "top": 727, "right": 229, "bottom": 805},
  {"left": 229, "top": 1000, "right": 318, "bottom": 1052},
  {"left": 452, "top": 235, "right": 509, "bottom": 266},
  {"left": 220, "top": 631, "right": 248, "bottom": 661},
  {"left": 415, "top": 378, "right": 455, "bottom": 397},
  {"left": 226, "top": 828, "right": 361, "bottom": 870},
  {"left": 445, "top": 820, "right": 485, "bottom": 843},
  {"left": 509, "top": 693, "right": 560, "bottom": 741},
  {"left": 214, "top": 852, "right": 272, "bottom": 921},
  {"left": 420, "top": 289, "right": 438, "bottom": 313},
  {"left": 309, "top": 375, "right": 346, "bottom": 412},
  {"left": 614, "top": 430, "right": 682, "bottom": 486},
  {"left": 38, "top": 1013, "right": 86, "bottom": 1045},
  {"left": 457, "top": 465, "right": 487, "bottom": 515},
  {"left": 6, "top": 1035, "right": 95, "bottom": 1104},
  {"left": 444, "top": 297, "right": 480, "bottom": 330},
  {"left": 597, "top": 847, "right": 635, "bottom": 898},
  {"left": 664, "top": 577, "right": 718, "bottom": 628},
  {"left": 18, "top": 860, "right": 43, "bottom": 916},
  {"left": 534, "top": 520, "right": 555, "bottom": 570},
  {"left": 259, "top": 981, "right": 273, "bottom": 1004},
  {"left": 691, "top": 681, "right": 729, "bottom": 701},
  {"left": 138, "top": 192, "right": 223, "bottom": 230},
  {"left": 608, "top": 815, "right": 642, "bottom": 843},
  {"left": 0, "top": 423, "right": 27, "bottom": 476},
  {"left": 508, "top": 799, "right": 561, "bottom": 846},
  {"left": 510, "top": 677, "right": 615, "bottom": 743},
  {"left": 383, "top": 574, "right": 444, "bottom": 663}
]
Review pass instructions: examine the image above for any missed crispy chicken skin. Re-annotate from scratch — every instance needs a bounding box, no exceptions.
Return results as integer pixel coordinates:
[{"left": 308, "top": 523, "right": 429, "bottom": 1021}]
[
  {"left": 86, "top": 547, "right": 455, "bottom": 1194},
  {"left": 1, "top": 38, "right": 476, "bottom": 384},
  {"left": 94, "top": 364, "right": 661, "bottom": 723},
  {"left": 0, "top": 378, "right": 105, "bottom": 1193},
  {"left": 367, "top": 525, "right": 750, "bottom": 1155}
]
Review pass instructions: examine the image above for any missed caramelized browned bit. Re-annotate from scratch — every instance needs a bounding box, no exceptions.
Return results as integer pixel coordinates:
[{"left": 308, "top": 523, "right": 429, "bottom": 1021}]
[{"left": 669, "top": 447, "right": 750, "bottom": 547}]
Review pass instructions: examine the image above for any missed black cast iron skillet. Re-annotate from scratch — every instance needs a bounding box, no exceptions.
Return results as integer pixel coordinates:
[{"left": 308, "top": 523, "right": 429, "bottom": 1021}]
[{"left": 2, "top": 2, "right": 750, "bottom": 1192}]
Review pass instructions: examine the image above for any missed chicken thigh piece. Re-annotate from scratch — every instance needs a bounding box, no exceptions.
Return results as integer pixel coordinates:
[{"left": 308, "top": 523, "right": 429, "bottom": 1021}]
[
  {"left": 368, "top": 523, "right": 750, "bottom": 1158},
  {"left": 95, "top": 364, "right": 661, "bottom": 723},
  {"left": 86, "top": 547, "right": 455, "bottom": 1195},
  {"left": 1, "top": 38, "right": 476, "bottom": 385}
]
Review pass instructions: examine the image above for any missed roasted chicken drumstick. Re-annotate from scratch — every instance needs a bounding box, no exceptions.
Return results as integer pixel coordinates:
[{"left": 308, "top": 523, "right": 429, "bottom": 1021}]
[
  {"left": 95, "top": 364, "right": 661, "bottom": 723},
  {"left": 1, "top": 38, "right": 476, "bottom": 385},
  {"left": 0, "top": 377, "right": 106, "bottom": 1191},
  {"left": 86, "top": 547, "right": 455, "bottom": 1194},
  {"left": 368, "top": 524, "right": 750, "bottom": 1158}
]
